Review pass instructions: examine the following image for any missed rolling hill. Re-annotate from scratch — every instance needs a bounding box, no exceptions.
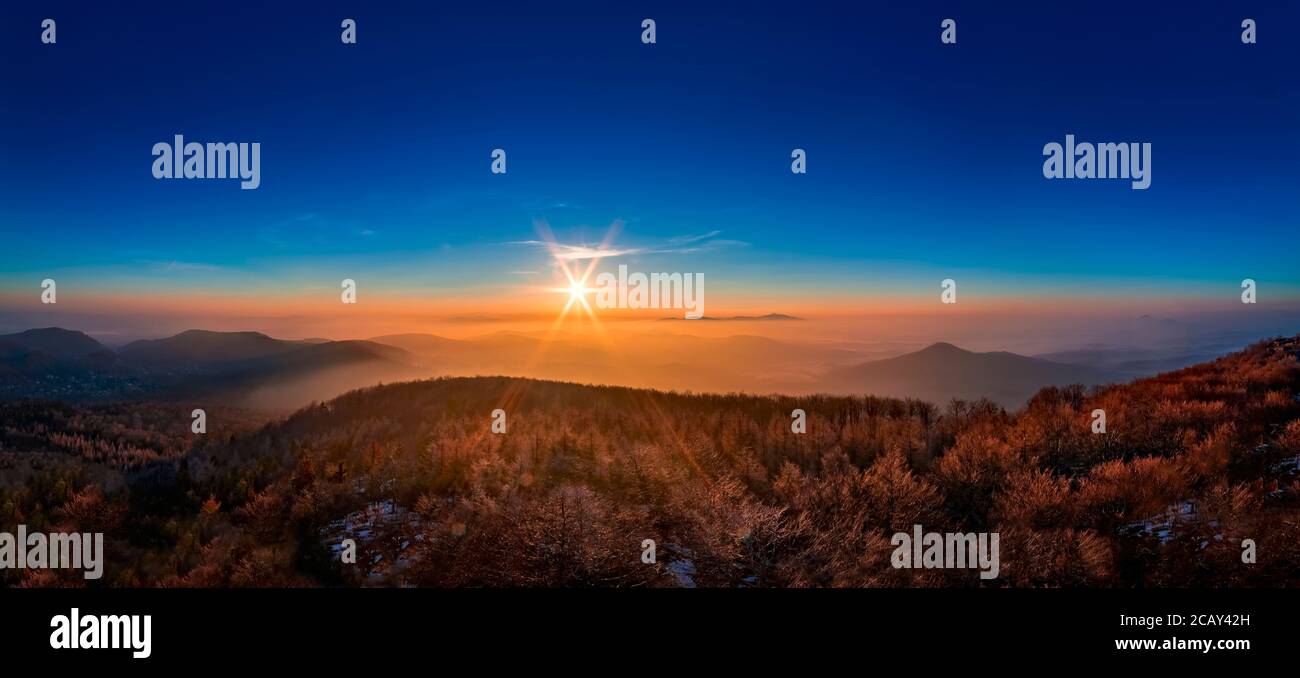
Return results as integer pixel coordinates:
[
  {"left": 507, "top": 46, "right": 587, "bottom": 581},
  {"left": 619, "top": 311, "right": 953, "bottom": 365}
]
[
  {"left": 3, "top": 335, "right": 1298, "bottom": 587},
  {"left": 0, "top": 327, "right": 109, "bottom": 359},
  {"left": 826, "top": 341, "right": 1122, "bottom": 408},
  {"left": 0, "top": 328, "right": 423, "bottom": 408},
  {"left": 0, "top": 328, "right": 116, "bottom": 374},
  {"left": 0, "top": 327, "right": 1207, "bottom": 411},
  {"left": 118, "top": 329, "right": 308, "bottom": 369}
]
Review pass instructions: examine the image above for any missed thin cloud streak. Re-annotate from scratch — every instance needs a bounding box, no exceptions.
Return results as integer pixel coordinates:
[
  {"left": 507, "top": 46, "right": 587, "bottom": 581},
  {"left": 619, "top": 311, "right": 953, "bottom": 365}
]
[{"left": 510, "top": 228, "right": 744, "bottom": 261}]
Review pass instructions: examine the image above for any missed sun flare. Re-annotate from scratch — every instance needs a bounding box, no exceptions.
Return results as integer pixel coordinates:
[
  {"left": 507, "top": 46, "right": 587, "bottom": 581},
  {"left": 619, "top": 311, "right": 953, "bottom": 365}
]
[{"left": 568, "top": 282, "right": 591, "bottom": 303}]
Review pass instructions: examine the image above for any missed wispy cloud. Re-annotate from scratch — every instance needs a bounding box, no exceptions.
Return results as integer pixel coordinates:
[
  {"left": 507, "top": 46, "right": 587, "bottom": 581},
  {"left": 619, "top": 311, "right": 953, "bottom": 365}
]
[
  {"left": 258, "top": 213, "right": 319, "bottom": 249},
  {"left": 511, "top": 229, "right": 743, "bottom": 261},
  {"left": 143, "top": 260, "right": 225, "bottom": 272},
  {"left": 667, "top": 230, "right": 721, "bottom": 245},
  {"left": 511, "top": 241, "right": 644, "bottom": 260}
]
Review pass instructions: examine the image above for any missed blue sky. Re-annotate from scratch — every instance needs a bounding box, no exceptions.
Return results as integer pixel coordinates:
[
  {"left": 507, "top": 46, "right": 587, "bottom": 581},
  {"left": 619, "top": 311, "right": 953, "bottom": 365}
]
[{"left": 1, "top": 0, "right": 1298, "bottom": 327}]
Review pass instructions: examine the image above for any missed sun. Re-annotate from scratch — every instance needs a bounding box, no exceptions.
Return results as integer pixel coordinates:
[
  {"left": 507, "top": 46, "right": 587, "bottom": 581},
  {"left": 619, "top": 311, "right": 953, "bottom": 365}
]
[
  {"left": 531, "top": 219, "right": 624, "bottom": 329},
  {"left": 568, "top": 281, "right": 591, "bottom": 303},
  {"left": 558, "top": 275, "right": 594, "bottom": 316}
]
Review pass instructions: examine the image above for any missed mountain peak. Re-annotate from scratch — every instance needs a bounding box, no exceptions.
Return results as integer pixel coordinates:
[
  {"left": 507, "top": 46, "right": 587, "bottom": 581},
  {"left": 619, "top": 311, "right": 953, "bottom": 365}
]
[
  {"left": 174, "top": 329, "right": 273, "bottom": 340},
  {"left": 918, "top": 341, "right": 970, "bottom": 355},
  {"left": 657, "top": 312, "right": 802, "bottom": 322},
  {"left": 830, "top": 341, "right": 1119, "bottom": 409},
  {"left": 7, "top": 326, "right": 92, "bottom": 338},
  {"left": 119, "top": 328, "right": 295, "bottom": 367},
  {"left": 0, "top": 327, "right": 108, "bottom": 358}
]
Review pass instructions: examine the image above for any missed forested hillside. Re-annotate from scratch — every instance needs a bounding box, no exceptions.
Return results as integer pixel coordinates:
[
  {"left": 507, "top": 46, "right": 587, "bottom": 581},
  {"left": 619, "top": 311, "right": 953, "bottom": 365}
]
[{"left": 2, "top": 337, "right": 1297, "bottom": 588}]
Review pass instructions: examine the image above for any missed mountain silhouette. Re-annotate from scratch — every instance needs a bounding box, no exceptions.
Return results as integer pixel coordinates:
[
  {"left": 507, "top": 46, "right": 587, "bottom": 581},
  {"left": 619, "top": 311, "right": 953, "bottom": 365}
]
[
  {"left": 0, "top": 329, "right": 1158, "bottom": 411},
  {"left": 0, "top": 327, "right": 108, "bottom": 359},
  {"left": 0, "top": 328, "right": 420, "bottom": 408},
  {"left": 657, "top": 313, "right": 801, "bottom": 321},
  {"left": 118, "top": 329, "right": 305, "bottom": 368},
  {"left": 0, "top": 328, "right": 115, "bottom": 374},
  {"left": 827, "top": 342, "right": 1121, "bottom": 408}
]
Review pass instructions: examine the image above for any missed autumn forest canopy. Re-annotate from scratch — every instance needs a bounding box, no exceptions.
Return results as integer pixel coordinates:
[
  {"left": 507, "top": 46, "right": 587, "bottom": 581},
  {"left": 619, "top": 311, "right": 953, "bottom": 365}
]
[{"left": 1, "top": 336, "right": 1298, "bottom": 588}]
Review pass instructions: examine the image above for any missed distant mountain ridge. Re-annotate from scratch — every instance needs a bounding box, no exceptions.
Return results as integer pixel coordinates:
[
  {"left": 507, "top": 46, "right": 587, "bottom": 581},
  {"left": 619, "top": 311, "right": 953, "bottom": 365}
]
[
  {"left": 657, "top": 313, "right": 801, "bottom": 321},
  {"left": 119, "top": 329, "right": 302, "bottom": 368},
  {"left": 0, "top": 327, "right": 1191, "bottom": 411},
  {"left": 0, "top": 327, "right": 420, "bottom": 409},
  {"left": 0, "top": 328, "right": 116, "bottom": 375},
  {"left": 826, "top": 341, "right": 1122, "bottom": 409},
  {"left": 0, "top": 327, "right": 109, "bottom": 359}
]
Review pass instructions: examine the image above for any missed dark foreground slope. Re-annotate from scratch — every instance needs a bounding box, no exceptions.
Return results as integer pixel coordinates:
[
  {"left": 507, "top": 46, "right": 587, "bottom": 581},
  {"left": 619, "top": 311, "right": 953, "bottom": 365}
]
[{"left": 2, "top": 337, "right": 1298, "bottom": 588}]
